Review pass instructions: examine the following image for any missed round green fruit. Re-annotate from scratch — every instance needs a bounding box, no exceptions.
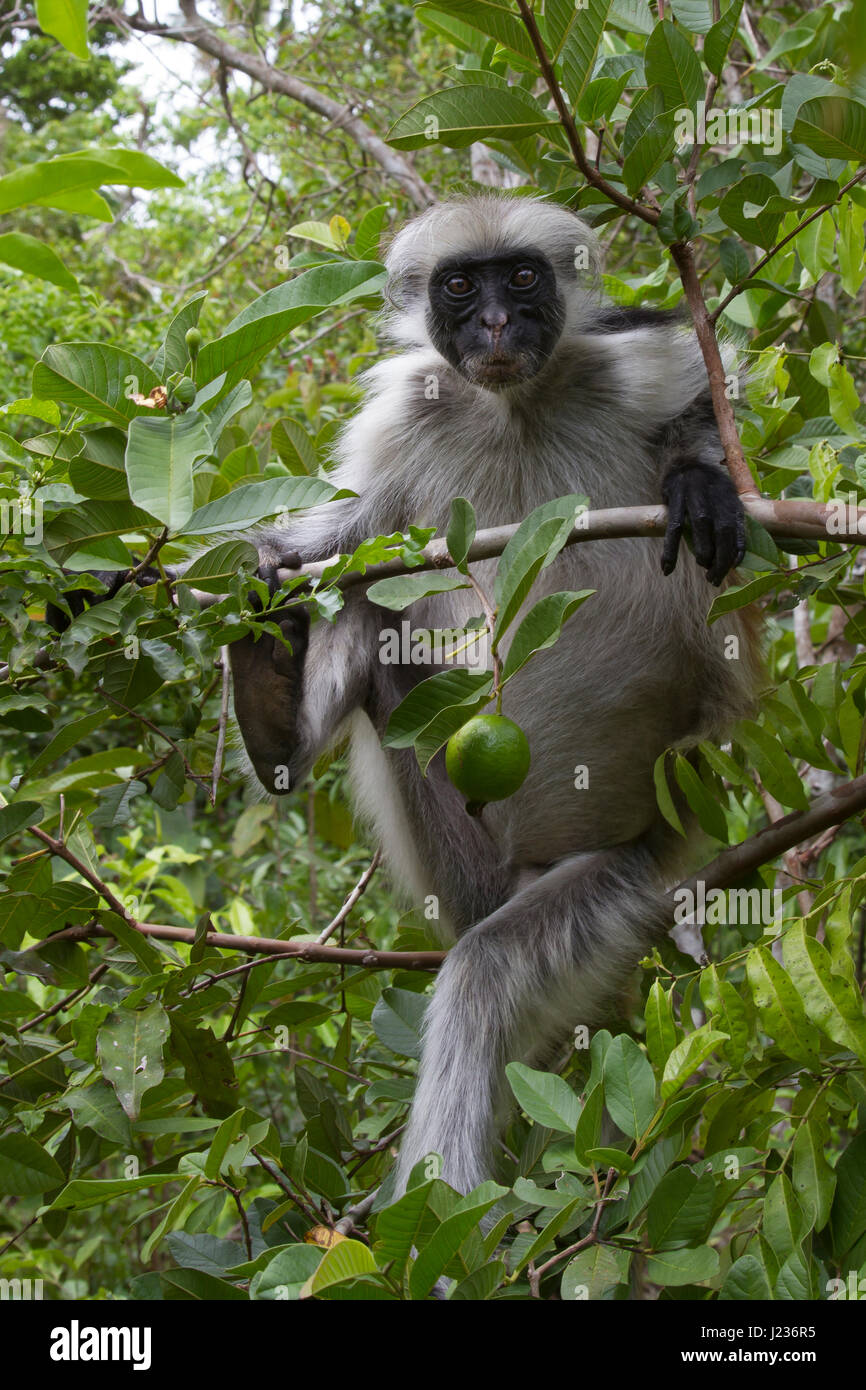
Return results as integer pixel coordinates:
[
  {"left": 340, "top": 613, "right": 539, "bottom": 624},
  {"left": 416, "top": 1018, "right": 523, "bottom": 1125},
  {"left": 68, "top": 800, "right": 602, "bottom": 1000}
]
[
  {"left": 185, "top": 327, "right": 203, "bottom": 354},
  {"left": 445, "top": 714, "right": 530, "bottom": 811}
]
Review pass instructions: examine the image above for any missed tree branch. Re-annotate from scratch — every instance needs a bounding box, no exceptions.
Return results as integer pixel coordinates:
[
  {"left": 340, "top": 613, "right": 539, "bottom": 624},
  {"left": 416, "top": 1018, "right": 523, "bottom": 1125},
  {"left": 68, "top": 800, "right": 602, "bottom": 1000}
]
[
  {"left": 96, "top": 3, "right": 435, "bottom": 209},
  {"left": 515, "top": 0, "right": 659, "bottom": 226},
  {"left": 34, "top": 767, "right": 866, "bottom": 972}
]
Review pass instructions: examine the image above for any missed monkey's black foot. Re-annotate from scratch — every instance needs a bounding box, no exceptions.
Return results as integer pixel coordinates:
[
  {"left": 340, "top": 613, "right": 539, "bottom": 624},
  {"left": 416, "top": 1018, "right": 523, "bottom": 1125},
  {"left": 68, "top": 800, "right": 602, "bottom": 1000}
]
[
  {"left": 660, "top": 459, "right": 746, "bottom": 586},
  {"left": 247, "top": 549, "right": 310, "bottom": 673},
  {"left": 256, "top": 549, "right": 303, "bottom": 600}
]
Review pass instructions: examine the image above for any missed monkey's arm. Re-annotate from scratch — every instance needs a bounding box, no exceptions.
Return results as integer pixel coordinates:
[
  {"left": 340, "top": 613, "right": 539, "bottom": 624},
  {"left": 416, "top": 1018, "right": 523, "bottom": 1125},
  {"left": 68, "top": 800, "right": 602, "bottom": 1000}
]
[{"left": 228, "top": 513, "right": 383, "bottom": 795}]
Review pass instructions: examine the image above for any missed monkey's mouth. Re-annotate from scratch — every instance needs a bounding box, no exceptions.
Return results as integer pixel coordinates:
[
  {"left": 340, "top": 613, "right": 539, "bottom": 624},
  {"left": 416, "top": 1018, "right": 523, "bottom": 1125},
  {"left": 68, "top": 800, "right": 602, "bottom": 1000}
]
[{"left": 465, "top": 353, "right": 534, "bottom": 387}]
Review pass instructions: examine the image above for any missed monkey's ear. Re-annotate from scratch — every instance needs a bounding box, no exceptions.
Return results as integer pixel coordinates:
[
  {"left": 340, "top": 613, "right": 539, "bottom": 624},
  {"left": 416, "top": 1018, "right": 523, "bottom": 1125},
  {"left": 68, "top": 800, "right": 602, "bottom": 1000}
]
[{"left": 45, "top": 566, "right": 161, "bottom": 633}]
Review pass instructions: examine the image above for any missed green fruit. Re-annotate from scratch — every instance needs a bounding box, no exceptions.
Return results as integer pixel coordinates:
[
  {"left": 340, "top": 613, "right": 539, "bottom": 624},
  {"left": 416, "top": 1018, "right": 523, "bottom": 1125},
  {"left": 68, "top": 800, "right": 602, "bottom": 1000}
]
[
  {"left": 172, "top": 376, "right": 196, "bottom": 405},
  {"left": 445, "top": 714, "right": 530, "bottom": 811},
  {"left": 185, "top": 327, "right": 203, "bottom": 354}
]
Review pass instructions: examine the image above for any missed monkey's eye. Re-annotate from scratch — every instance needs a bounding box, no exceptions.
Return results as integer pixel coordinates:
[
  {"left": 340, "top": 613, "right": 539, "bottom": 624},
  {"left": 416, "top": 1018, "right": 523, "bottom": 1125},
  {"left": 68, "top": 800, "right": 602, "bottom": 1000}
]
[
  {"left": 444, "top": 274, "right": 474, "bottom": 296},
  {"left": 510, "top": 266, "right": 537, "bottom": 289}
]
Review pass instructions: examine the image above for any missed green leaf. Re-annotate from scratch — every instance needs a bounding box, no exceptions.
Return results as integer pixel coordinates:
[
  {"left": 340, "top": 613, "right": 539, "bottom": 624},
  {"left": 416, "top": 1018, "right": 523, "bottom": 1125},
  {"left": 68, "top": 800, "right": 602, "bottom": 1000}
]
[
  {"left": 645, "top": 20, "right": 703, "bottom": 112},
  {"left": 506, "top": 1062, "right": 581, "bottom": 1133},
  {"left": 574, "top": 1083, "right": 604, "bottom": 1164},
  {"left": 170, "top": 1018, "right": 238, "bottom": 1117},
  {"left": 48, "top": 1172, "right": 182, "bottom": 1210},
  {"left": 410, "top": 1181, "right": 507, "bottom": 1298},
  {"left": 388, "top": 84, "right": 556, "bottom": 150},
  {"left": 647, "top": 1166, "right": 715, "bottom": 1247},
  {"left": 271, "top": 417, "right": 317, "bottom": 475},
  {"left": 719, "top": 174, "right": 786, "bottom": 250},
  {"left": 181, "top": 475, "right": 348, "bottom": 537},
  {"left": 126, "top": 411, "right": 213, "bottom": 531},
  {"left": 383, "top": 668, "right": 493, "bottom": 749},
  {"left": 69, "top": 426, "right": 130, "bottom": 500},
  {"left": 646, "top": 1244, "right": 719, "bottom": 1286},
  {"left": 548, "top": 0, "right": 614, "bottom": 105},
  {"left": 653, "top": 751, "right": 686, "bottom": 836},
  {"left": 66, "top": 1081, "right": 132, "bottom": 1146},
  {"left": 602, "top": 1035, "right": 656, "bottom": 1138},
  {"left": 645, "top": 980, "right": 680, "bottom": 1070},
  {"left": 375, "top": 1179, "right": 455, "bottom": 1275},
  {"left": 197, "top": 261, "right": 385, "bottom": 390},
  {"left": 252, "top": 1245, "right": 323, "bottom": 1300},
  {"left": 493, "top": 494, "right": 585, "bottom": 640},
  {"left": 700, "top": 967, "right": 749, "bottom": 1068},
  {"left": 354, "top": 204, "right": 389, "bottom": 260},
  {"left": 371, "top": 987, "right": 426, "bottom": 1059},
  {"left": 367, "top": 572, "right": 471, "bottom": 611},
  {"left": 0, "top": 1134, "right": 64, "bottom": 1195},
  {"left": 720, "top": 1253, "right": 772, "bottom": 1300},
  {"left": 501, "top": 589, "right": 594, "bottom": 682},
  {"left": 152, "top": 291, "right": 208, "bottom": 380},
  {"left": 0, "top": 801, "right": 43, "bottom": 843},
  {"left": 204, "top": 1110, "right": 245, "bottom": 1181},
  {"left": 745, "top": 946, "right": 822, "bottom": 1067},
  {"left": 661, "top": 1026, "right": 729, "bottom": 1098},
  {"left": 622, "top": 86, "right": 677, "bottom": 195},
  {"left": 707, "top": 572, "right": 785, "bottom": 620},
  {"left": 674, "top": 754, "right": 728, "bottom": 841},
  {"left": 416, "top": 1, "right": 535, "bottom": 60},
  {"left": 43, "top": 499, "right": 155, "bottom": 569},
  {"left": 0, "top": 149, "right": 182, "bottom": 217},
  {"left": 0, "top": 232, "right": 78, "bottom": 290},
  {"left": 734, "top": 719, "right": 809, "bottom": 811},
  {"left": 782, "top": 923, "right": 866, "bottom": 1065},
  {"left": 792, "top": 96, "right": 866, "bottom": 162},
  {"left": 830, "top": 1132, "right": 866, "bottom": 1259},
  {"left": 35, "top": 0, "right": 89, "bottom": 57},
  {"left": 33, "top": 343, "right": 160, "bottom": 427},
  {"left": 703, "top": 0, "right": 744, "bottom": 76},
  {"left": 176, "top": 540, "right": 259, "bottom": 591},
  {"left": 792, "top": 1118, "right": 836, "bottom": 1231},
  {"left": 719, "top": 236, "right": 750, "bottom": 285},
  {"left": 446, "top": 496, "right": 476, "bottom": 569},
  {"left": 561, "top": 1244, "right": 628, "bottom": 1300},
  {"left": 763, "top": 1172, "right": 806, "bottom": 1261},
  {"left": 97, "top": 1003, "right": 170, "bottom": 1120}
]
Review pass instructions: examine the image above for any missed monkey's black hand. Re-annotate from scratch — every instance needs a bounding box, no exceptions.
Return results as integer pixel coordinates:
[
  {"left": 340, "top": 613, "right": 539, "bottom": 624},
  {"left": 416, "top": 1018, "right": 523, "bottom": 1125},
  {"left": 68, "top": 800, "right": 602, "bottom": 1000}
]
[
  {"left": 228, "top": 549, "right": 310, "bottom": 795},
  {"left": 46, "top": 565, "right": 163, "bottom": 633},
  {"left": 661, "top": 460, "right": 746, "bottom": 586}
]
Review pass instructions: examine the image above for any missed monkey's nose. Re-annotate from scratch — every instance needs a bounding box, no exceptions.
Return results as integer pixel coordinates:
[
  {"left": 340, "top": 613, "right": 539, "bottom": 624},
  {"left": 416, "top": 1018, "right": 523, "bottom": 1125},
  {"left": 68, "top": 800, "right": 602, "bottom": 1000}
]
[{"left": 480, "top": 308, "right": 509, "bottom": 340}]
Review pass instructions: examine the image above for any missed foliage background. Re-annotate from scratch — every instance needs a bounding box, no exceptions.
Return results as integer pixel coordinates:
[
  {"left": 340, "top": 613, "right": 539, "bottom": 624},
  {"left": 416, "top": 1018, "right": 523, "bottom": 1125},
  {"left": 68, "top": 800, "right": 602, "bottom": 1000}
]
[{"left": 0, "top": 0, "right": 865, "bottom": 1302}]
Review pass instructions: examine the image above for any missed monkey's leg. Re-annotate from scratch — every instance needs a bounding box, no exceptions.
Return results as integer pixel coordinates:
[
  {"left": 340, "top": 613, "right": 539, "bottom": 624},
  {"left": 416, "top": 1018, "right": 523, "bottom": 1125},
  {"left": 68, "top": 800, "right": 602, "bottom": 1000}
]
[{"left": 394, "top": 843, "right": 669, "bottom": 1196}]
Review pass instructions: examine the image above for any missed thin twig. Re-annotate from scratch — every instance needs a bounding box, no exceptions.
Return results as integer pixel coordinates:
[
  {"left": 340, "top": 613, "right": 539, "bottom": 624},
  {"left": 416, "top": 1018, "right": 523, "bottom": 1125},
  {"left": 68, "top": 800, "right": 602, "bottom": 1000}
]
[{"left": 316, "top": 849, "right": 382, "bottom": 944}]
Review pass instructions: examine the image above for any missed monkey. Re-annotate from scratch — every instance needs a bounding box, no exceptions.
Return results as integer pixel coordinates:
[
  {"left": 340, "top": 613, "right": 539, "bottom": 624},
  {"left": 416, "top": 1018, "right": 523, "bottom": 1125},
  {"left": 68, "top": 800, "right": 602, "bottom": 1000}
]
[{"left": 225, "top": 195, "right": 763, "bottom": 1195}]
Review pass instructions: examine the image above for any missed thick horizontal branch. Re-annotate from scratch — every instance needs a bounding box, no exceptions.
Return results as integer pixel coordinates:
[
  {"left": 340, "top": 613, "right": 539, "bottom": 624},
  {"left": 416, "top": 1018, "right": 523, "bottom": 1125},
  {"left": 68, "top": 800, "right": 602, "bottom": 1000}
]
[
  {"left": 677, "top": 771, "right": 866, "bottom": 900},
  {"left": 7, "top": 498, "right": 865, "bottom": 681},
  {"left": 251, "top": 495, "right": 866, "bottom": 596},
  {"left": 40, "top": 769, "right": 866, "bottom": 972},
  {"left": 44, "top": 921, "right": 444, "bottom": 971}
]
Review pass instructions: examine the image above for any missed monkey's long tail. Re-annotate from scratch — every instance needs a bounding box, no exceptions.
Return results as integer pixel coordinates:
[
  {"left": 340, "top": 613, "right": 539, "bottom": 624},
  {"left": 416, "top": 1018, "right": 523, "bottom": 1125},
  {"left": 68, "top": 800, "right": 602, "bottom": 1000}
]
[{"left": 393, "top": 841, "right": 671, "bottom": 1196}]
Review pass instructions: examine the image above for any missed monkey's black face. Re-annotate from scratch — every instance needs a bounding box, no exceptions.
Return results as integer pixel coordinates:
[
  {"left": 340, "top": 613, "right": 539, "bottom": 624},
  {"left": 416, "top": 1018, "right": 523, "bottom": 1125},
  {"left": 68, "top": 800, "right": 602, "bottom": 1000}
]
[{"left": 426, "top": 250, "right": 565, "bottom": 389}]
